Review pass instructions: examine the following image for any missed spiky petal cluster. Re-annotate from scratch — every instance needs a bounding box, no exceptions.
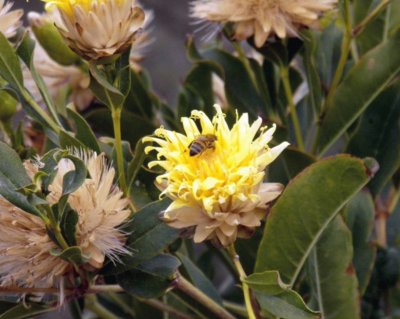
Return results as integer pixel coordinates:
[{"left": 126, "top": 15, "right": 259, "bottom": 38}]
[
  {"left": 0, "top": 151, "right": 131, "bottom": 288},
  {"left": 47, "top": 151, "right": 131, "bottom": 268},
  {"left": 0, "top": 0, "right": 23, "bottom": 38},
  {"left": 144, "top": 105, "right": 289, "bottom": 246},
  {"left": 43, "top": 0, "right": 145, "bottom": 60},
  {"left": 191, "top": 0, "right": 337, "bottom": 47},
  {"left": 0, "top": 191, "right": 69, "bottom": 288}
]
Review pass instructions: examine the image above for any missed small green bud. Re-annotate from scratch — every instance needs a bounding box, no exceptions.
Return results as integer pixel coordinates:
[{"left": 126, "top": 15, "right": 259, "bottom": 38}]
[
  {"left": 0, "top": 90, "right": 17, "bottom": 122},
  {"left": 28, "top": 12, "right": 80, "bottom": 66}
]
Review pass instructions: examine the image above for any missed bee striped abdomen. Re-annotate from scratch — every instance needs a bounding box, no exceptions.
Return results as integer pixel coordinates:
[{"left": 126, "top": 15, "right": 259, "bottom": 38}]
[{"left": 188, "top": 134, "right": 217, "bottom": 157}]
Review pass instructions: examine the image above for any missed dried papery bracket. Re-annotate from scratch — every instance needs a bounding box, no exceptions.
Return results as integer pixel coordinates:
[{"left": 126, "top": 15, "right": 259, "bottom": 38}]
[
  {"left": 43, "top": 0, "right": 146, "bottom": 61},
  {"left": 191, "top": 0, "right": 337, "bottom": 47}
]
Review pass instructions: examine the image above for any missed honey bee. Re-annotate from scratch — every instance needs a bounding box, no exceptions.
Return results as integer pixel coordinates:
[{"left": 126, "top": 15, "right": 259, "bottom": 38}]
[{"left": 188, "top": 134, "right": 217, "bottom": 156}]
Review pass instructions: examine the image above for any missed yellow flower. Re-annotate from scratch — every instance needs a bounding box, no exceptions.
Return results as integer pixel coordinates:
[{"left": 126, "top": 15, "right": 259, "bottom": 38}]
[
  {"left": 43, "top": 0, "right": 145, "bottom": 60},
  {"left": 144, "top": 105, "right": 289, "bottom": 246},
  {"left": 47, "top": 150, "right": 131, "bottom": 268},
  {"left": 0, "top": 0, "right": 23, "bottom": 39},
  {"left": 191, "top": 0, "right": 337, "bottom": 47}
]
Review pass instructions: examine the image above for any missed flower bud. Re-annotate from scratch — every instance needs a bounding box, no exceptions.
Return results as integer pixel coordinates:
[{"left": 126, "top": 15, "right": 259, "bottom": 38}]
[
  {"left": 0, "top": 90, "right": 17, "bottom": 122},
  {"left": 28, "top": 12, "right": 80, "bottom": 66}
]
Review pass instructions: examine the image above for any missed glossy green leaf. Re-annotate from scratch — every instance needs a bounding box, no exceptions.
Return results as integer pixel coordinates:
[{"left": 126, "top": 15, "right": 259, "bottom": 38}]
[
  {"left": 255, "top": 156, "right": 375, "bottom": 286},
  {"left": 315, "top": 33, "right": 400, "bottom": 155},
  {"left": 307, "top": 217, "right": 359, "bottom": 319},
  {"left": 344, "top": 190, "right": 376, "bottom": 295},
  {"left": 67, "top": 108, "right": 100, "bottom": 153},
  {"left": 347, "top": 83, "right": 400, "bottom": 195},
  {"left": 0, "top": 304, "right": 52, "bottom": 319},
  {"left": 105, "top": 199, "right": 179, "bottom": 274},
  {"left": 245, "top": 271, "right": 319, "bottom": 319},
  {"left": 117, "top": 254, "right": 180, "bottom": 298},
  {"left": 0, "top": 32, "right": 23, "bottom": 88}
]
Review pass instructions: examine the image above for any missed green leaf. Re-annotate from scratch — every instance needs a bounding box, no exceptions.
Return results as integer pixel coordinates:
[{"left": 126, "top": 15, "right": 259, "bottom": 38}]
[
  {"left": 0, "top": 304, "right": 53, "bottom": 319},
  {"left": 67, "top": 108, "right": 101, "bottom": 153},
  {"left": 255, "top": 156, "right": 375, "bottom": 286},
  {"left": 124, "top": 70, "right": 153, "bottom": 119},
  {"left": 0, "top": 32, "right": 23, "bottom": 88},
  {"left": 128, "top": 139, "right": 147, "bottom": 190},
  {"left": 347, "top": 83, "right": 400, "bottom": 195},
  {"left": 117, "top": 254, "right": 180, "bottom": 298},
  {"left": 85, "top": 108, "right": 155, "bottom": 147},
  {"left": 57, "top": 154, "right": 87, "bottom": 196},
  {"left": 0, "top": 141, "right": 31, "bottom": 188},
  {"left": 307, "top": 217, "right": 359, "bottom": 319},
  {"left": 315, "top": 33, "right": 400, "bottom": 155},
  {"left": 0, "top": 142, "right": 41, "bottom": 216},
  {"left": 268, "top": 147, "right": 315, "bottom": 185},
  {"left": 61, "top": 207, "right": 79, "bottom": 246},
  {"left": 301, "top": 30, "right": 323, "bottom": 116},
  {"left": 105, "top": 199, "right": 179, "bottom": 274},
  {"left": 178, "top": 63, "right": 215, "bottom": 119},
  {"left": 59, "top": 131, "right": 86, "bottom": 149},
  {"left": 89, "top": 64, "right": 124, "bottom": 109},
  {"left": 178, "top": 253, "right": 223, "bottom": 305},
  {"left": 17, "top": 33, "right": 59, "bottom": 123},
  {"left": 245, "top": 271, "right": 319, "bottom": 319},
  {"left": 50, "top": 246, "right": 88, "bottom": 265},
  {"left": 344, "top": 190, "right": 376, "bottom": 295}
]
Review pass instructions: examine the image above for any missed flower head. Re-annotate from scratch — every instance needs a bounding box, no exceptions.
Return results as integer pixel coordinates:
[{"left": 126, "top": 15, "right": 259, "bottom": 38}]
[
  {"left": 47, "top": 150, "right": 131, "bottom": 268},
  {"left": 0, "top": 194, "right": 70, "bottom": 288},
  {"left": 191, "top": 0, "right": 337, "bottom": 47},
  {"left": 43, "top": 0, "right": 145, "bottom": 60},
  {"left": 0, "top": 0, "right": 23, "bottom": 39},
  {"left": 144, "top": 105, "right": 289, "bottom": 246},
  {"left": 0, "top": 150, "right": 131, "bottom": 289}
]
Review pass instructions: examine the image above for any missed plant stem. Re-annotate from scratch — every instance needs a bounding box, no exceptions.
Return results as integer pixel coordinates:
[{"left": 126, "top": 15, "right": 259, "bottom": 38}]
[
  {"left": 280, "top": 65, "right": 305, "bottom": 151},
  {"left": 232, "top": 41, "right": 259, "bottom": 90},
  {"left": 0, "top": 285, "right": 124, "bottom": 295},
  {"left": 353, "top": 0, "right": 391, "bottom": 37},
  {"left": 223, "top": 300, "right": 248, "bottom": 317},
  {"left": 227, "top": 244, "right": 258, "bottom": 319},
  {"left": 107, "top": 292, "right": 137, "bottom": 317},
  {"left": 174, "top": 274, "right": 235, "bottom": 319},
  {"left": 143, "top": 299, "right": 194, "bottom": 319},
  {"left": 323, "top": 0, "right": 353, "bottom": 115},
  {"left": 86, "top": 295, "right": 120, "bottom": 319},
  {"left": 384, "top": 1, "right": 392, "bottom": 41},
  {"left": 111, "top": 107, "right": 128, "bottom": 195}
]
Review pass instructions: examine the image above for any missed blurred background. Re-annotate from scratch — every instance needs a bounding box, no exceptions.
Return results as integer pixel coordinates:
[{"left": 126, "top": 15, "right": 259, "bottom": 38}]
[{"left": 15, "top": 0, "right": 192, "bottom": 105}]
